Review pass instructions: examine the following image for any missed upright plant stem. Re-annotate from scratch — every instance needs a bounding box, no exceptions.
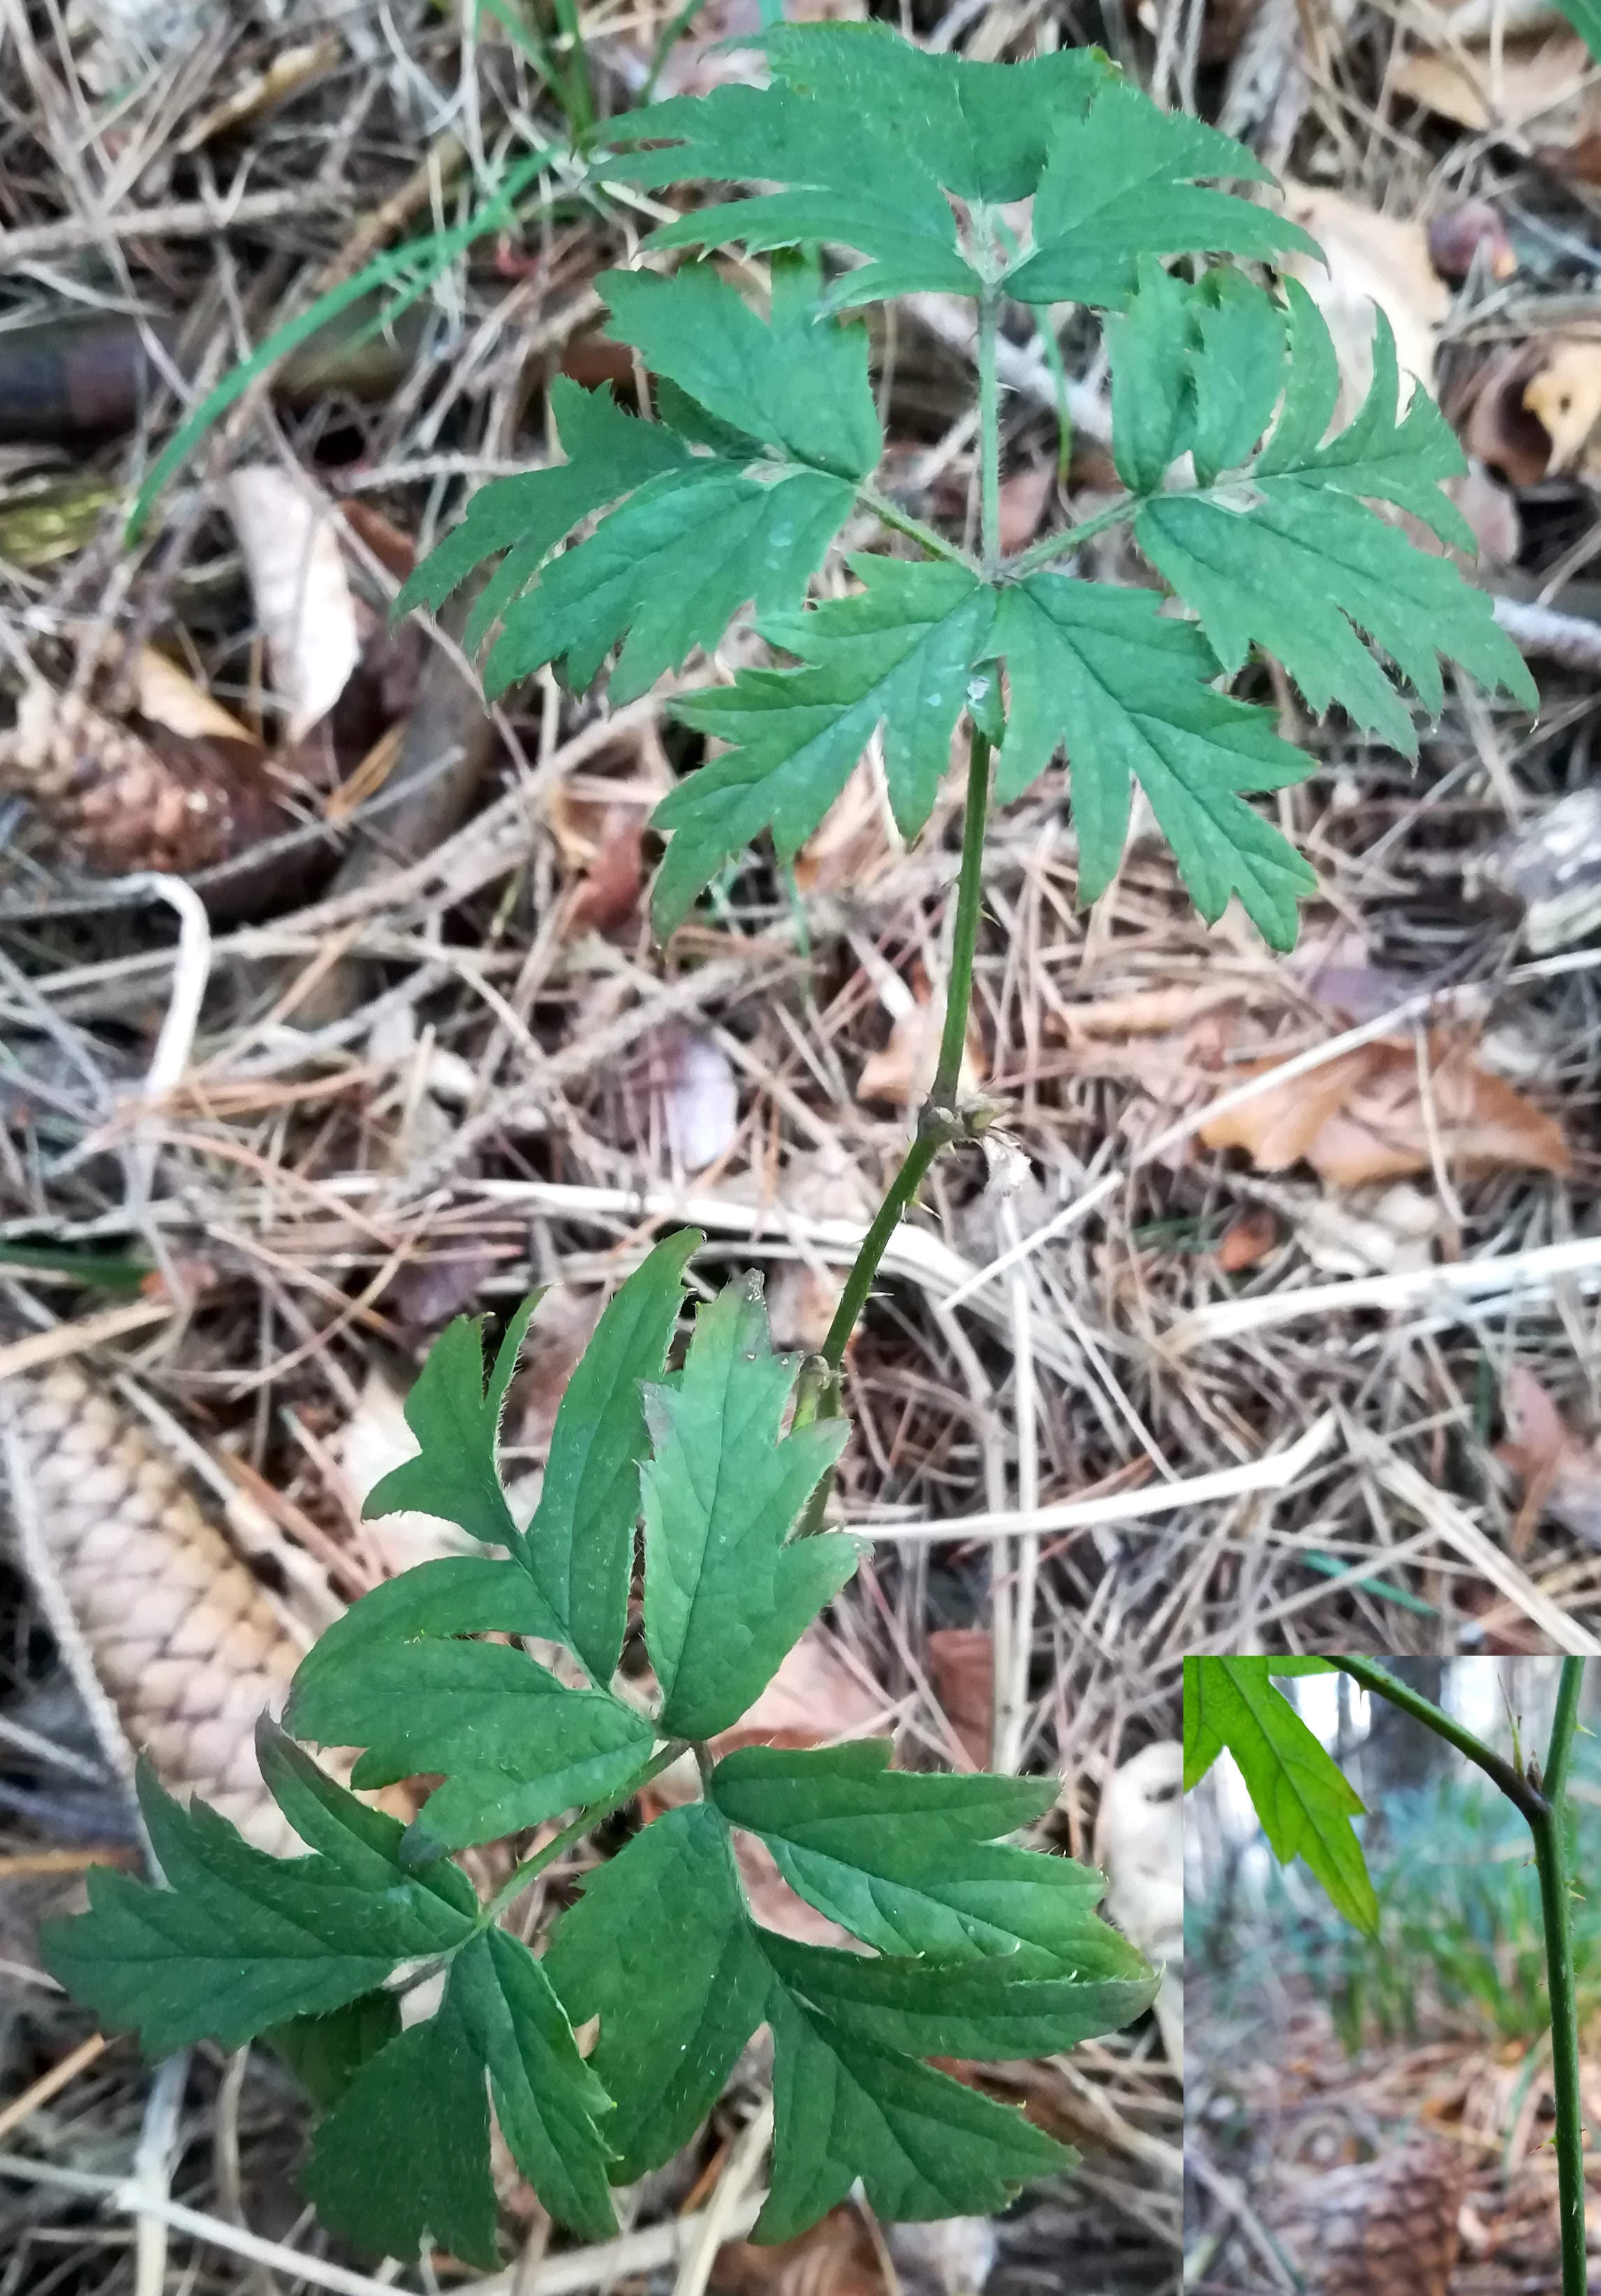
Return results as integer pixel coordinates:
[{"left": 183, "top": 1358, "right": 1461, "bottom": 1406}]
[
  {"left": 1533, "top": 1659, "right": 1586, "bottom": 2296},
  {"left": 977, "top": 290, "right": 1001, "bottom": 574},
  {"left": 1345, "top": 1656, "right": 1589, "bottom": 2296},
  {"left": 820, "top": 727, "right": 993, "bottom": 1371}
]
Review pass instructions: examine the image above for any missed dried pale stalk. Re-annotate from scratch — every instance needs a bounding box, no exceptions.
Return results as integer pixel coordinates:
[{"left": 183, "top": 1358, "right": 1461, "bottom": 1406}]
[{"left": 1, "top": 1360, "right": 304, "bottom": 1854}]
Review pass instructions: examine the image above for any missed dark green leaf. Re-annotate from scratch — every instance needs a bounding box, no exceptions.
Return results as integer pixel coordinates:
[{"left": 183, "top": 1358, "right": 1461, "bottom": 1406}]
[
  {"left": 642, "top": 1275, "right": 857, "bottom": 1741},
  {"left": 993, "top": 575, "right": 1317, "bottom": 948},
  {"left": 40, "top": 1739, "right": 475, "bottom": 2056},
  {"left": 286, "top": 1572, "right": 656, "bottom": 1858},
  {"left": 1108, "top": 256, "right": 1193, "bottom": 495},
  {"left": 452, "top": 1928, "right": 619, "bottom": 2239},
  {"left": 304, "top": 1964, "right": 499, "bottom": 2269},
  {"left": 525, "top": 1230, "right": 699, "bottom": 1684},
  {"left": 1126, "top": 275, "right": 1538, "bottom": 749},
  {"left": 362, "top": 1297, "right": 538, "bottom": 1551},
  {"left": 710, "top": 1739, "right": 1112, "bottom": 1966},
  {"left": 485, "top": 462, "right": 853, "bottom": 703},
  {"left": 397, "top": 378, "right": 691, "bottom": 624},
  {"left": 654, "top": 557, "right": 996, "bottom": 934},
  {"left": 265, "top": 1992, "right": 401, "bottom": 2111},
  {"left": 544, "top": 1803, "right": 770, "bottom": 2182},
  {"left": 604, "top": 27, "right": 1112, "bottom": 306},
  {"left": 600, "top": 258, "right": 881, "bottom": 479},
  {"left": 1005, "top": 82, "right": 1318, "bottom": 307},
  {"left": 1182, "top": 1655, "right": 1378, "bottom": 1931},
  {"left": 758, "top": 1928, "right": 1157, "bottom": 2061},
  {"left": 759, "top": 1987, "right": 1069, "bottom": 2241}
]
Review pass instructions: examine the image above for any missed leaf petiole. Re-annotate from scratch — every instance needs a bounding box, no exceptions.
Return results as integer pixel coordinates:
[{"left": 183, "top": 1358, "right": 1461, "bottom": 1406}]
[{"left": 478, "top": 1739, "right": 691, "bottom": 1928}]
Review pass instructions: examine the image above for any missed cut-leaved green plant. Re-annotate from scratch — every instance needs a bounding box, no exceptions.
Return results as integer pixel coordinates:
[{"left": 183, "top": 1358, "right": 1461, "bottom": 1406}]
[
  {"left": 1185, "top": 1657, "right": 1590, "bottom": 2296},
  {"left": 49, "top": 1239, "right": 1158, "bottom": 2259},
  {"left": 53, "top": 15, "right": 1541, "bottom": 2268}
]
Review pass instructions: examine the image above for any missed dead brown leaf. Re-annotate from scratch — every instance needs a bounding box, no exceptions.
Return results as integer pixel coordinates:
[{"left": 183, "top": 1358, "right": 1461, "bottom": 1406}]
[
  {"left": 1280, "top": 181, "right": 1449, "bottom": 405},
  {"left": 927, "top": 1627, "right": 992, "bottom": 1768},
  {"left": 1497, "top": 1364, "right": 1601, "bottom": 1555},
  {"left": 646, "top": 0, "right": 862, "bottom": 98},
  {"left": 793, "top": 760, "right": 898, "bottom": 897},
  {"left": 997, "top": 460, "right": 1055, "bottom": 554},
  {"left": 1216, "top": 1207, "right": 1280, "bottom": 1272},
  {"left": 1200, "top": 1031, "right": 1572, "bottom": 1188},
  {"left": 857, "top": 977, "right": 986, "bottom": 1108},
  {"left": 712, "top": 2209, "right": 884, "bottom": 2296},
  {"left": 1395, "top": 29, "right": 1601, "bottom": 179},
  {"left": 1521, "top": 338, "right": 1601, "bottom": 475}
]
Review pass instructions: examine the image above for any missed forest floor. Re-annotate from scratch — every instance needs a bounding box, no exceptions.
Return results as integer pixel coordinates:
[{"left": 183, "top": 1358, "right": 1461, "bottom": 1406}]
[{"left": 6, "top": 0, "right": 1601, "bottom": 2289}]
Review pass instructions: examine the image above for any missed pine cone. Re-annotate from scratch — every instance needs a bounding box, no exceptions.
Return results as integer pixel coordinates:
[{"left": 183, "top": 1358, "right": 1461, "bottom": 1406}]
[
  {"left": 0, "top": 681, "right": 283, "bottom": 876},
  {"left": 1, "top": 1359, "right": 303, "bottom": 1853},
  {"left": 1264, "top": 2140, "right": 1466, "bottom": 2296}
]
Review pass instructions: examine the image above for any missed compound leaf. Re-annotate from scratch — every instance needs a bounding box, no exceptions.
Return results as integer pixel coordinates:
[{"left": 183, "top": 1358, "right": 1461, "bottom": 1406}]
[
  {"left": 362, "top": 1297, "right": 538, "bottom": 1552},
  {"left": 993, "top": 575, "right": 1317, "bottom": 948},
  {"left": 760, "top": 1987, "right": 1068, "bottom": 2242},
  {"left": 543, "top": 1802, "right": 771, "bottom": 2184},
  {"left": 1121, "top": 271, "right": 1537, "bottom": 749},
  {"left": 524, "top": 1230, "right": 700, "bottom": 1684},
  {"left": 1182, "top": 1656, "right": 1378, "bottom": 1932},
  {"left": 600, "top": 258, "right": 881, "bottom": 480},
  {"left": 40, "top": 1730, "right": 475, "bottom": 2057},
  {"left": 642, "top": 1275, "right": 858, "bottom": 1741},
  {"left": 654, "top": 557, "right": 996, "bottom": 934},
  {"left": 397, "top": 378, "right": 691, "bottom": 623},
  {"left": 1005, "top": 81, "right": 1318, "bottom": 308},
  {"left": 304, "top": 1961, "right": 499, "bottom": 2269},
  {"left": 711, "top": 1739, "right": 1110, "bottom": 1966}
]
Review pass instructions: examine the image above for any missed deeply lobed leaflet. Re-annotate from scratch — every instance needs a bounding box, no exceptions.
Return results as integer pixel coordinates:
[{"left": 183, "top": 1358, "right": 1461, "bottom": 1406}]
[{"left": 47, "top": 1239, "right": 1158, "bottom": 2260}]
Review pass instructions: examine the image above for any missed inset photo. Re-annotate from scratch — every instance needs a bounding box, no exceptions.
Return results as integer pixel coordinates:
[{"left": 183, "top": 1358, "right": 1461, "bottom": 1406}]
[{"left": 1186, "top": 1656, "right": 1601, "bottom": 2296}]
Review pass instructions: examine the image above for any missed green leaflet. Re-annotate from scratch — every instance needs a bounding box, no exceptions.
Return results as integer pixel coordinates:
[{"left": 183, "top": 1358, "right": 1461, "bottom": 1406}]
[
  {"left": 654, "top": 556, "right": 996, "bottom": 935},
  {"left": 362, "top": 1297, "right": 538, "bottom": 1552},
  {"left": 600, "top": 259, "right": 882, "bottom": 480},
  {"left": 544, "top": 1802, "right": 772, "bottom": 2183},
  {"left": 397, "top": 377, "right": 692, "bottom": 626},
  {"left": 545, "top": 1791, "right": 1148, "bottom": 2236},
  {"left": 1113, "top": 267, "right": 1537, "bottom": 749},
  {"left": 524, "top": 1229, "right": 699, "bottom": 1683},
  {"left": 710, "top": 1739, "right": 1111, "bottom": 1966},
  {"left": 600, "top": 27, "right": 1112, "bottom": 304},
  {"left": 302, "top": 1928, "right": 619, "bottom": 2265},
  {"left": 40, "top": 1726, "right": 476, "bottom": 2057},
  {"left": 756, "top": 1929, "right": 1158, "bottom": 2061},
  {"left": 992, "top": 575, "right": 1317, "bottom": 949},
  {"left": 760, "top": 1988, "right": 1068, "bottom": 2241},
  {"left": 288, "top": 1556, "right": 567, "bottom": 1679},
  {"left": 265, "top": 1992, "right": 401, "bottom": 2111},
  {"left": 304, "top": 1964, "right": 499, "bottom": 2267},
  {"left": 295, "top": 1631, "right": 655, "bottom": 1861},
  {"left": 642, "top": 1274, "right": 859, "bottom": 1742},
  {"left": 486, "top": 461, "right": 854, "bottom": 703},
  {"left": 1183, "top": 1656, "right": 1378, "bottom": 1933},
  {"left": 1003, "top": 80, "right": 1318, "bottom": 308}
]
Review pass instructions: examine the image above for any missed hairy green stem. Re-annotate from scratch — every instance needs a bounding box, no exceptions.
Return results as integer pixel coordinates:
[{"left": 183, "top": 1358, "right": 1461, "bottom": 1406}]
[
  {"left": 977, "top": 292, "right": 1001, "bottom": 574},
  {"left": 1333, "top": 1656, "right": 1540, "bottom": 1818},
  {"left": 820, "top": 726, "right": 993, "bottom": 1372},
  {"left": 1001, "top": 491, "right": 1136, "bottom": 580},
  {"left": 1533, "top": 1660, "right": 1587, "bottom": 2296},
  {"left": 480, "top": 1739, "right": 688, "bottom": 1925},
  {"left": 1344, "top": 1656, "right": 1589, "bottom": 2296},
  {"left": 855, "top": 480, "right": 975, "bottom": 571}
]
